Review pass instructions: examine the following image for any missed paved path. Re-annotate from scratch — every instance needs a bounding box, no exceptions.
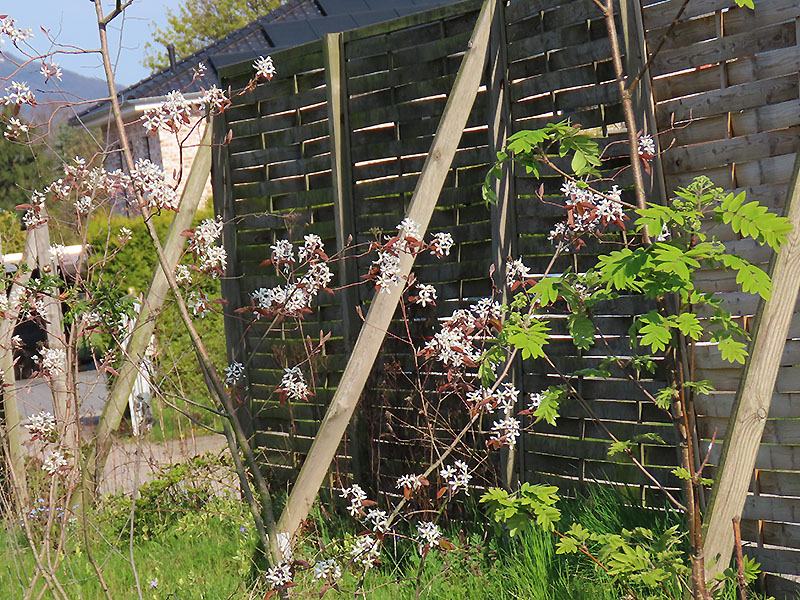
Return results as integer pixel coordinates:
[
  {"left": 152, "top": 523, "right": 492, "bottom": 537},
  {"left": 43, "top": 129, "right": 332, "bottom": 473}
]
[{"left": 15, "top": 371, "right": 231, "bottom": 495}]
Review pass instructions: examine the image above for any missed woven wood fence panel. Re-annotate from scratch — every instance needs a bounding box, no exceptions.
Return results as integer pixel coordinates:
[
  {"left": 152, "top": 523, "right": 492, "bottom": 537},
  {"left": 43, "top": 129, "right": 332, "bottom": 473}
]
[
  {"left": 214, "top": 0, "right": 800, "bottom": 592},
  {"left": 641, "top": 0, "right": 800, "bottom": 591}
]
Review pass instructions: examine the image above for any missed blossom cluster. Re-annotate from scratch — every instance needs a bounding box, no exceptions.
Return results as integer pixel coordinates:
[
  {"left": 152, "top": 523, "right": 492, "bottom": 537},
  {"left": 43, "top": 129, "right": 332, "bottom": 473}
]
[
  {"left": 506, "top": 258, "right": 533, "bottom": 289},
  {"left": 187, "top": 216, "right": 226, "bottom": 278},
  {"left": 368, "top": 219, "right": 454, "bottom": 292},
  {"left": 0, "top": 16, "right": 34, "bottom": 43},
  {"left": 34, "top": 348, "right": 66, "bottom": 377},
  {"left": 41, "top": 450, "right": 68, "bottom": 476},
  {"left": 224, "top": 361, "right": 245, "bottom": 386},
  {"left": 339, "top": 484, "right": 368, "bottom": 517},
  {"left": 130, "top": 158, "right": 179, "bottom": 211},
  {"left": 253, "top": 55, "right": 277, "bottom": 81},
  {"left": 141, "top": 88, "right": 231, "bottom": 134},
  {"left": 1, "top": 81, "right": 35, "bottom": 106},
  {"left": 312, "top": 559, "right": 342, "bottom": 583},
  {"left": 420, "top": 298, "right": 502, "bottom": 369},
  {"left": 466, "top": 383, "right": 522, "bottom": 449},
  {"left": 24, "top": 411, "right": 56, "bottom": 441},
  {"left": 548, "top": 181, "right": 626, "bottom": 244},
  {"left": 278, "top": 366, "right": 310, "bottom": 402},
  {"left": 265, "top": 562, "right": 293, "bottom": 589},
  {"left": 440, "top": 460, "right": 471, "bottom": 494},
  {"left": 250, "top": 235, "right": 333, "bottom": 318},
  {"left": 350, "top": 535, "right": 381, "bottom": 568},
  {"left": 4, "top": 116, "right": 29, "bottom": 139},
  {"left": 40, "top": 61, "right": 62, "bottom": 82},
  {"left": 416, "top": 521, "right": 442, "bottom": 553},
  {"left": 396, "top": 473, "right": 425, "bottom": 493},
  {"left": 638, "top": 133, "right": 656, "bottom": 157}
]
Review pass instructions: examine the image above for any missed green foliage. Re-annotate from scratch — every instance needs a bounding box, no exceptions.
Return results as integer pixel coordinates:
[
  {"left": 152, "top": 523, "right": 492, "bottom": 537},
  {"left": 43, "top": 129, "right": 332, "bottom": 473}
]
[
  {"left": 0, "top": 112, "right": 46, "bottom": 212},
  {"left": 102, "top": 453, "right": 232, "bottom": 538},
  {"left": 142, "top": 0, "right": 281, "bottom": 72},
  {"left": 0, "top": 208, "right": 25, "bottom": 253},
  {"left": 504, "top": 318, "right": 550, "bottom": 360},
  {"left": 481, "top": 482, "right": 561, "bottom": 535},
  {"left": 483, "top": 120, "right": 600, "bottom": 204},
  {"left": 86, "top": 209, "right": 226, "bottom": 439},
  {"left": 531, "top": 385, "right": 568, "bottom": 426}
]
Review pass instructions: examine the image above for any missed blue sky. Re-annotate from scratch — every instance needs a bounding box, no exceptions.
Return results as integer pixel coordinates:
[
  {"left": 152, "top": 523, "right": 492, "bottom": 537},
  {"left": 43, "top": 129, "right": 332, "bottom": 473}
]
[{"left": 7, "top": 0, "right": 185, "bottom": 86}]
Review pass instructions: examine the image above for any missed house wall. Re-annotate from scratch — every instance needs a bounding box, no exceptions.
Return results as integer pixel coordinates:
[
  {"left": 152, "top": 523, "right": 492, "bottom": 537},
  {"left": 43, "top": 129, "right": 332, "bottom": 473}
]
[{"left": 103, "top": 110, "right": 213, "bottom": 209}]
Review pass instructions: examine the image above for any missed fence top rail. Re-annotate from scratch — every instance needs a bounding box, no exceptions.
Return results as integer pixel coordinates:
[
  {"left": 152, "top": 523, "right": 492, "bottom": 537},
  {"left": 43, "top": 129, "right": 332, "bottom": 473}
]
[{"left": 216, "top": 0, "right": 482, "bottom": 82}]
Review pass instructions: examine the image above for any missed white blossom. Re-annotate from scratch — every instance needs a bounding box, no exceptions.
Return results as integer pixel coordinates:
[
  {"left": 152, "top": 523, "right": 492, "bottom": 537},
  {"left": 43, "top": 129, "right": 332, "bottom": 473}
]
[
  {"left": 190, "top": 217, "right": 223, "bottom": 251},
  {"left": 40, "top": 61, "right": 62, "bottom": 81},
  {"left": 0, "top": 16, "right": 34, "bottom": 43},
  {"left": 175, "top": 264, "right": 192, "bottom": 285},
  {"left": 49, "top": 245, "right": 67, "bottom": 262},
  {"left": 34, "top": 348, "right": 66, "bottom": 377},
  {"left": 340, "top": 484, "right": 368, "bottom": 517},
  {"left": 496, "top": 382, "right": 519, "bottom": 413},
  {"left": 198, "top": 85, "right": 229, "bottom": 112},
  {"left": 489, "top": 417, "right": 521, "bottom": 449},
  {"left": 131, "top": 159, "right": 179, "bottom": 211},
  {"left": 279, "top": 366, "right": 309, "bottom": 401},
  {"left": 264, "top": 562, "right": 292, "bottom": 589},
  {"left": 42, "top": 449, "right": 67, "bottom": 476},
  {"left": 312, "top": 559, "right": 342, "bottom": 583},
  {"left": 528, "top": 391, "right": 545, "bottom": 412},
  {"left": 506, "top": 258, "right": 533, "bottom": 288},
  {"left": 188, "top": 290, "right": 211, "bottom": 317},
  {"left": 200, "top": 245, "right": 227, "bottom": 276},
  {"left": 1, "top": 81, "right": 35, "bottom": 106},
  {"left": 24, "top": 411, "right": 56, "bottom": 440},
  {"left": 440, "top": 460, "right": 471, "bottom": 494},
  {"left": 118, "top": 227, "right": 133, "bottom": 243},
  {"left": 270, "top": 239, "right": 295, "bottom": 272},
  {"left": 416, "top": 521, "right": 442, "bottom": 553},
  {"left": 74, "top": 196, "right": 93, "bottom": 214},
  {"left": 4, "top": 116, "right": 29, "bottom": 138},
  {"left": 415, "top": 283, "right": 436, "bottom": 307},
  {"left": 397, "top": 473, "right": 424, "bottom": 491},
  {"left": 253, "top": 55, "right": 276, "bottom": 81},
  {"left": 193, "top": 62, "right": 207, "bottom": 77},
  {"left": 373, "top": 249, "right": 401, "bottom": 291},
  {"left": 470, "top": 297, "right": 503, "bottom": 322},
  {"left": 429, "top": 232, "right": 453, "bottom": 257},
  {"left": 298, "top": 234, "right": 324, "bottom": 262},
  {"left": 225, "top": 361, "right": 245, "bottom": 386},
  {"left": 142, "top": 90, "right": 194, "bottom": 134},
  {"left": 350, "top": 535, "right": 380, "bottom": 568},
  {"left": 638, "top": 134, "right": 656, "bottom": 157},
  {"left": 365, "top": 508, "right": 390, "bottom": 533},
  {"left": 398, "top": 217, "right": 422, "bottom": 242}
]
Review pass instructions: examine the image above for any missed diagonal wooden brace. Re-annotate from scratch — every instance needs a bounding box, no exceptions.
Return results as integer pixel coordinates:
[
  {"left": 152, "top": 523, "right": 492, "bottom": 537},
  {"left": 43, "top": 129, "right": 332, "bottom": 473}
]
[{"left": 703, "top": 150, "right": 800, "bottom": 581}]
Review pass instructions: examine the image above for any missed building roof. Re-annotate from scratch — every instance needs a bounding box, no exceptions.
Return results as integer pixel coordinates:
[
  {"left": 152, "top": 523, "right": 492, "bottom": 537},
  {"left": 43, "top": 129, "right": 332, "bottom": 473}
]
[{"left": 79, "top": 0, "right": 456, "bottom": 123}]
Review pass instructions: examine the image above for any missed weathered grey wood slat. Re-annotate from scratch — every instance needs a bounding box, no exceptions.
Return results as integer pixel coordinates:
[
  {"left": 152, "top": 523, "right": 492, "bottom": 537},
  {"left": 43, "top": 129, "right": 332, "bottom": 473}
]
[
  {"left": 663, "top": 127, "right": 800, "bottom": 175},
  {"left": 651, "top": 21, "right": 796, "bottom": 77}
]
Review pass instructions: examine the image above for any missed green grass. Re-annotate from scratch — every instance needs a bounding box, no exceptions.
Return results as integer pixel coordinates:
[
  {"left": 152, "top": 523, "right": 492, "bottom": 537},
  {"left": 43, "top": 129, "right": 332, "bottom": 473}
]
[{"left": 0, "top": 478, "right": 772, "bottom": 600}]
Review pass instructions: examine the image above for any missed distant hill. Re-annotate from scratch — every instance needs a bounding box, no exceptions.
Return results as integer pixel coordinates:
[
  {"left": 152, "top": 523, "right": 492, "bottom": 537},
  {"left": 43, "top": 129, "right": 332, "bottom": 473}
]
[{"left": 0, "top": 52, "right": 112, "bottom": 127}]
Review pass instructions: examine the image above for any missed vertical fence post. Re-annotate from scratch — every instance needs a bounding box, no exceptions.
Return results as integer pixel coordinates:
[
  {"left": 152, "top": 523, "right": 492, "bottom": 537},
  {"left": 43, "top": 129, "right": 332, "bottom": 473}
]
[
  {"left": 0, "top": 229, "right": 38, "bottom": 503},
  {"left": 486, "top": 0, "right": 523, "bottom": 489},
  {"left": 212, "top": 115, "right": 252, "bottom": 441},
  {"left": 323, "top": 31, "right": 369, "bottom": 488},
  {"left": 32, "top": 211, "right": 74, "bottom": 454}
]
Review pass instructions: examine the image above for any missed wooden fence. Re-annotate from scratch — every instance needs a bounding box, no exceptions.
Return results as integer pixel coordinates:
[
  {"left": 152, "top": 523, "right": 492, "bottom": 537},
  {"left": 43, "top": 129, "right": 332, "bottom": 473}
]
[
  {"left": 212, "top": 0, "right": 800, "bottom": 593},
  {"left": 642, "top": 0, "right": 800, "bottom": 592}
]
